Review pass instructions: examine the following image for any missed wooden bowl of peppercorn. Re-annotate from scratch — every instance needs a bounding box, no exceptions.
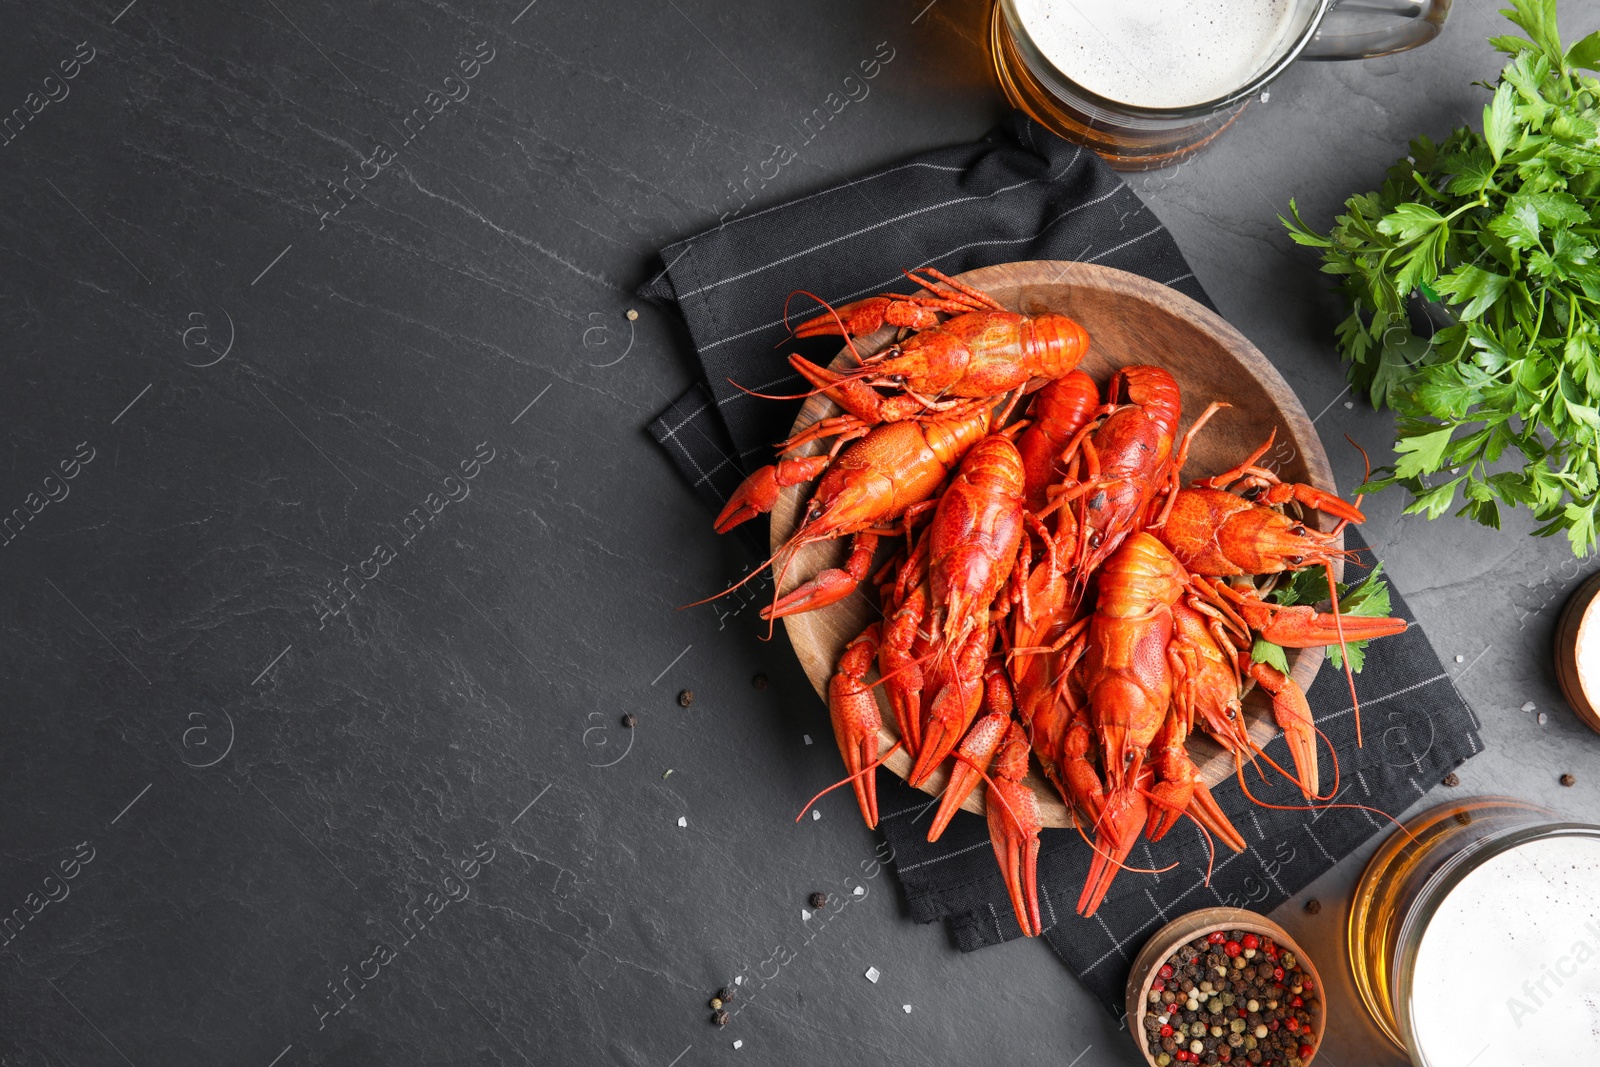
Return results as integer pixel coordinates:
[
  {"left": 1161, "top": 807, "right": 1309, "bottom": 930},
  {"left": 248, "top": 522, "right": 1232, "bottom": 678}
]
[{"left": 1126, "top": 907, "right": 1325, "bottom": 1067}]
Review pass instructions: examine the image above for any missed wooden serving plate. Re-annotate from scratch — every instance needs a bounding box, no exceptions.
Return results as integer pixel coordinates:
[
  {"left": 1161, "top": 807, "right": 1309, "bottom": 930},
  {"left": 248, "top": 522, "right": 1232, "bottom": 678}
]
[{"left": 771, "top": 261, "right": 1339, "bottom": 827}]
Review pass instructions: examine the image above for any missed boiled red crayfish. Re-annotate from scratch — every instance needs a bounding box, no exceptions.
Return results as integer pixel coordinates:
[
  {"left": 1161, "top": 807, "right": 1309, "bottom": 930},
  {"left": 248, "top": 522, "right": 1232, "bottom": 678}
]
[
  {"left": 786, "top": 268, "right": 1090, "bottom": 425},
  {"left": 706, "top": 271, "right": 1407, "bottom": 933}
]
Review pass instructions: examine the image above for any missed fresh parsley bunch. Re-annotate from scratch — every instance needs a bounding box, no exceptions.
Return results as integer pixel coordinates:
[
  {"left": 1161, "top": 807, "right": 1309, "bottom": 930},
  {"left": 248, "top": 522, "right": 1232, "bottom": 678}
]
[{"left": 1284, "top": 0, "right": 1600, "bottom": 554}]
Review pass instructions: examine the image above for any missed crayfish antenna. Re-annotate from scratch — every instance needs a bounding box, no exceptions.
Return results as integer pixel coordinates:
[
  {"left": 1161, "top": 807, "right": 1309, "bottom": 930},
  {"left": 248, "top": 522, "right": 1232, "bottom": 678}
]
[
  {"left": 680, "top": 543, "right": 790, "bottom": 611},
  {"left": 1231, "top": 760, "right": 1418, "bottom": 846},
  {"left": 1132, "top": 791, "right": 1219, "bottom": 888},
  {"left": 1234, "top": 734, "right": 1337, "bottom": 805},
  {"left": 725, "top": 372, "right": 869, "bottom": 403},
  {"left": 783, "top": 289, "right": 867, "bottom": 364},
  {"left": 793, "top": 740, "right": 903, "bottom": 825},
  {"left": 1068, "top": 814, "right": 1180, "bottom": 876},
  {"left": 1345, "top": 433, "right": 1374, "bottom": 511},
  {"left": 763, "top": 537, "right": 811, "bottom": 641},
  {"left": 1325, "top": 561, "right": 1362, "bottom": 746}
]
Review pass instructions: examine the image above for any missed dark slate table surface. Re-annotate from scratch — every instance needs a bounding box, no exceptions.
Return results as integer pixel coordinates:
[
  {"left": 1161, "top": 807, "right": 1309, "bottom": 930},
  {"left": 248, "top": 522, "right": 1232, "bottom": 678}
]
[{"left": 3, "top": 1, "right": 1596, "bottom": 1064}]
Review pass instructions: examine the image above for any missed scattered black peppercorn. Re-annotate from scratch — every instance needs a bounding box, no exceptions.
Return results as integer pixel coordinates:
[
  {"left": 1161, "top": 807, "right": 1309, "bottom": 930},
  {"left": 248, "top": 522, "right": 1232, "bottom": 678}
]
[
  {"left": 717, "top": 987, "right": 734, "bottom": 1002},
  {"left": 711, "top": 1009, "right": 730, "bottom": 1027},
  {"left": 678, "top": 689, "right": 694, "bottom": 707},
  {"left": 809, "top": 892, "right": 827, "bottom": 909},
  {"left": 1456, "top": 810, "right": 1473, "bottom": 826},
  {"left": 1561, "top": 773, "right": 1577, "bottom": 787},
  {"left": 622, "top": 713, "right": 638, "bottom": 728},
  {"left": 752, "top": 673, "right": 769, "bottom": 690},
  {"left": 1304, "top": 899, "right": 1321, "bottom": 915},
  {"left": 1441, "top": 772, "right": 1460, "bottom": 787}
]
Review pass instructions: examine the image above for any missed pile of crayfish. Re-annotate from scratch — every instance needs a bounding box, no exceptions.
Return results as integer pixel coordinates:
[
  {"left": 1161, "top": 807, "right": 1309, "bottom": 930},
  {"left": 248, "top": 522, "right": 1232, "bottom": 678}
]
[{"left": 709, "top": 268, "right": 1406, "bottom": 930}]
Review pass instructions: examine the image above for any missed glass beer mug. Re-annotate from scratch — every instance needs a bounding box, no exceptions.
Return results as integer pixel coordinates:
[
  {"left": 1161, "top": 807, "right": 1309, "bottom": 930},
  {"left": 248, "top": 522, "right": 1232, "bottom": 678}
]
[{"left": 990, "top": 0, "right": 1452, "bottom": 169}]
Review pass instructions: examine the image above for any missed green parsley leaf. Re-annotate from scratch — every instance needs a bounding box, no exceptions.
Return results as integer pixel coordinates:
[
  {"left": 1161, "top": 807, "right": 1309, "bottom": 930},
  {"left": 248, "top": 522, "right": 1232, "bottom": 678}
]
[
  {"left": 1567, "top": 30, "right": 1600, "bottom": 71},
  {"left": 1250, "top": 637, "right": 1290, "bottom": 675},
  {"left": 1484, "top": 80, "right": 1519, "bottom": 162}
]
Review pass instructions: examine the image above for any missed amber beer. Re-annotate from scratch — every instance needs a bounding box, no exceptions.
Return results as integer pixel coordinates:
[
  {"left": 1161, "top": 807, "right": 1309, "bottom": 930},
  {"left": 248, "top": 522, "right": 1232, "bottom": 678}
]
[
  {"left": 988, "top": 0, "right": 1452, "bottom": 170},
  {"left": 1348, "top": 797, "right": 1600, "bottom": 1065}
]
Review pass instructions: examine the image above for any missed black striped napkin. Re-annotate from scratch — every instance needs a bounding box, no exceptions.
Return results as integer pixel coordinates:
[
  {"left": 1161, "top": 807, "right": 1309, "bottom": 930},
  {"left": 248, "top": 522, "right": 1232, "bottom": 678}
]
[{"left": 641, "top": 112, "right": 1482, "bottom": 1016}]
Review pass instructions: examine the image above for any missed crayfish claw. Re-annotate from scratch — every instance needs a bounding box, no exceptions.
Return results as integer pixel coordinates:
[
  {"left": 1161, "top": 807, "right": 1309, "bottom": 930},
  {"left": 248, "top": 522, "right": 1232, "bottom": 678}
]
[
  {"left": 929, "top": 709, "right": 1009, "bottom": 842},
  {"left": 1254, "top": 603, "right": 1407, "bottom": 648},
  {"left": 1058, "top": 716, "right": 1107, "bottom": 827},
  {"left": 794, "top": 296, "right": 940, "bottom": 339},
  {"left": 1210, "top": 581, "right": 1407, "bottom": 648},
  {"left": 763, "top": 533, "right": 879, "bottom": 621},
  {"left": 828, "top": 626, "right": 886, "bottom": 828},
  {"left": 986, "top": 723, "right": 1043, "bottom": 936},
  {"left": 1185, "top": 780, "right": 1248, "bottom": 853},
  {"left": 714, "top": 457, "right": 829, "bottom": 534},
  {"left": 1077, "top": 782, "right": 1148, "bottom": 918},
  {"left": 929, "top": 660, "right": 1014, "bottom": 841},
  {"left": 1257, "top": 481, "right": 1368, "bottom": 525},
  {"left": 1248, "top": 660, "right": 1320, "bottom": 800}
]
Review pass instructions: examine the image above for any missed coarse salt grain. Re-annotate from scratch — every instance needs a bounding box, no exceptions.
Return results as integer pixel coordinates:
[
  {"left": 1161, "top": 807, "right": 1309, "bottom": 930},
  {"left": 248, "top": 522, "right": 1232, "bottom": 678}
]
[
  {"left": 1455, "top": 655, "right": 1464, "bottom": 663},
  {"left": 1522, "top": 701, "right": 1537, "bottom": 712},
  {"left": 802, "top": 909, "right": 812, "bottom": 920},
  {"left": 803, "top": 734, "right": 813, "bottom": 745},
  {"left": 1344, "top": 400, "right": 1354, "bottom": 409},
  {"left": 865, "top": 966, "right": 881, "bottom": 983},
  {"left": 903, "top": 1005, "right": 913, "bottom": 1013},
  {"left": 677, "top": 816, "right": 687, "bottom": 827},
  {"left": 853, "top": 886, "right": 864, "bottom": 896},
  {"left": 733, "top": 1040, "right": 743, "bottom": 1049},
  {"left": 812, "top": 810, "right": 821, "bottom": 821},
  {"left": 1539, "top": 712, "right": 1549, "bottom": 725}
]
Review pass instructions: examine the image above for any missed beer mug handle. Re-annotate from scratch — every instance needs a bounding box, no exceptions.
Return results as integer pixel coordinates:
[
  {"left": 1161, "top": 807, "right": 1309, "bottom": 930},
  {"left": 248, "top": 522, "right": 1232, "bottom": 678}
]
[{"left": 1300, "top": 0, "right": 1452, "bottom": 60}]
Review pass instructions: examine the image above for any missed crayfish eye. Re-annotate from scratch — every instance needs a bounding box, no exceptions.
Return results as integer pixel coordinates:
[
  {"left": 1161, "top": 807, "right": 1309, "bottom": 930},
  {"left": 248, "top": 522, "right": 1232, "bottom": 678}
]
[
  {"left": 1290, "top": 524, "right": 1306, "bottom": 535},
  {"left": 1287, "top": 555, "right": 1304, "bottom": 566},
  {"left": 1124, "top": 752, "right": 1135, "bottom": 765},
  {"left": 1089, "top": 531, "right": 1104, "bottom": 548}
]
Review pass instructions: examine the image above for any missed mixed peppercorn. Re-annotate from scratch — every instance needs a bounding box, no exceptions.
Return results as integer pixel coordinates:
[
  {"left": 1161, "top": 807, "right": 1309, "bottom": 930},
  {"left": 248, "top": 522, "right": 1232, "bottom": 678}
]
[
  {"left": 1140, "top": 929, "right": 1320, "bottom": 1067},
  {"left": 709, "top": 986, "right": 734, "bottom": 1026}
]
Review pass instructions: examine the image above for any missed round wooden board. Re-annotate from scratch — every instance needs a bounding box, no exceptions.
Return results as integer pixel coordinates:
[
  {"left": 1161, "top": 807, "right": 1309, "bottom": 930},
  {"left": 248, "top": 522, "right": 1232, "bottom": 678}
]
[{"left": 771, "top": 261, "right": 1339, "bottom": 828}]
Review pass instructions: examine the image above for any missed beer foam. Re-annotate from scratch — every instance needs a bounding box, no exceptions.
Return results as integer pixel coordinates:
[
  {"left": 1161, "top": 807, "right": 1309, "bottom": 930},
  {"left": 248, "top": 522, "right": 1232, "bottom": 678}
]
[
  {"left": 1012, "top": 0, "right": 1298, "bottom": 109},
  {"left": 1409, "top": 834, "right": 1600, "bottom": 1064}
]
